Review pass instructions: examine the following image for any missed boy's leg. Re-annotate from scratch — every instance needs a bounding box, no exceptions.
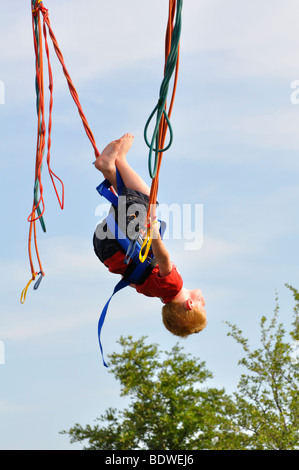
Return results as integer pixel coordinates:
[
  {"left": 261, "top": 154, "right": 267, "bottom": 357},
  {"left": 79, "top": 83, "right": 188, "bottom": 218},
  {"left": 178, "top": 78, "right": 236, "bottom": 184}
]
[
  {"left": 95, "top": 133, "right": 150, "bottom": 196},
  {"left": 115, "top": 134, "right": 151, "bottom": 197},
  {"left": 94, "top": 139, "right": 120, "bottom": 190}
]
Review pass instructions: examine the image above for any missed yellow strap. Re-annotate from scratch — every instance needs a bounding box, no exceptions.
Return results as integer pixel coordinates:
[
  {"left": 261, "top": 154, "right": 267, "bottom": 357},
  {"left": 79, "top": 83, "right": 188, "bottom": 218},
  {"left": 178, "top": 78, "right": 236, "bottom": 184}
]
[
  {"left": 139, "top": 230, "right": 153, "bottom": 263},
  {"left": 32, "top": 0, "right": 43, "bottom": 15},
  {"left": 20, "top": 277, "right": 34, "bottom": 304},
  {"left": 139, "top": 220, "right": 158, "bottom": 263}
]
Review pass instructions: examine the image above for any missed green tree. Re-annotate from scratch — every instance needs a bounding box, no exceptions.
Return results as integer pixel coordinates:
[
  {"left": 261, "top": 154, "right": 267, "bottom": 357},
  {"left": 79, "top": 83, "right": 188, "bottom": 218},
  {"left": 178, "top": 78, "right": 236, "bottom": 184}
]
[
  {"left": 226, "top": 285, "right": 299, "bottom": 450},
  {"left": 229, "top": 286, "right": 299, "bottom": 450},
  {"left": 62, "top": 285, "right": 299, "bottom": 450},
  {"left": 62, "top": 337, "right": 239, "bottom": 450}
]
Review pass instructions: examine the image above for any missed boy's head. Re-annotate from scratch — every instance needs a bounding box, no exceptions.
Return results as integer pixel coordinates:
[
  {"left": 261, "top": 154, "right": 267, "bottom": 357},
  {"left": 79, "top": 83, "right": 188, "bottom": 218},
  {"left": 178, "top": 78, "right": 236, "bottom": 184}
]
[{"left": 162, "top": 299, "right": 207, "bottom": 338}]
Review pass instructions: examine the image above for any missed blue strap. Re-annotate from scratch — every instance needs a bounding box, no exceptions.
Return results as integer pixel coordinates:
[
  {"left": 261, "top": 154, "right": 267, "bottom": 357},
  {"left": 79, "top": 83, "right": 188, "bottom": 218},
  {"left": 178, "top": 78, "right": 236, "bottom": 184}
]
[
  {"left": 116, "top": 168, "right": 125, "bottom": 196},
  {"left": 96, "top": 179, "right": 118, "bottom": 207},
  {"left": 96, "top": 169, "right": 161, "bottom": 367},
  {"left": 97, "top": 212, "right": 151, "bottom": 367},
  {"left": 124, "top": 234, "right": 142, "bottom": 264},
  {"left": 96, "top": 169, "right": 125, "bottom": 207},
  {"left": 98, "top": 278, "right": 130, "bottom": 367},
  {"left": 105, "top": 212, "right": 143, "bottom": 261}
]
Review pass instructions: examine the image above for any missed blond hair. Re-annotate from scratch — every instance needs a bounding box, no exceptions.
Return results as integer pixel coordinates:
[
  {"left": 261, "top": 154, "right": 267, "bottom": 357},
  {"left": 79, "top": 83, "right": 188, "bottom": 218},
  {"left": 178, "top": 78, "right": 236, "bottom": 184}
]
[{"left": 162, "top": 301, "right": 207, "bottom": 338}]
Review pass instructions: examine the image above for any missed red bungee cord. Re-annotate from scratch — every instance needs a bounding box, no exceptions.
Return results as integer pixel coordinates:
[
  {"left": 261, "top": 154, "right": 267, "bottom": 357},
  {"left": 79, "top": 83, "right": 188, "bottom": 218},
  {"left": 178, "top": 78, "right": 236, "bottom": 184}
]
[{"left": 21, "top": 1, "right": 101, "bottom": 303}]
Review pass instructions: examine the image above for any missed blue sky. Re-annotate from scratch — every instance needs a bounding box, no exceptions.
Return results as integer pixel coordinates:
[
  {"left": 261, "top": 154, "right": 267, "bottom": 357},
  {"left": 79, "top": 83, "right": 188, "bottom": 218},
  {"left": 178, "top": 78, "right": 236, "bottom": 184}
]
[{"left": 1, "top": 0, "right": 299, "bottom": 450}]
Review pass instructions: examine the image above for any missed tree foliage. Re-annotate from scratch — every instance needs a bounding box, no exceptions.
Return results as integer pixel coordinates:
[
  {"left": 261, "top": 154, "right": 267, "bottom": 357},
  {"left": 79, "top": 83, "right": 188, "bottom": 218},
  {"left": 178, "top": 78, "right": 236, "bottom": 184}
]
[
  {"left": 62, "top": 285, "right": 299, "bottom": 450},
  {"left": 226, "top": 284, "right": 299, "bottom": 450}
]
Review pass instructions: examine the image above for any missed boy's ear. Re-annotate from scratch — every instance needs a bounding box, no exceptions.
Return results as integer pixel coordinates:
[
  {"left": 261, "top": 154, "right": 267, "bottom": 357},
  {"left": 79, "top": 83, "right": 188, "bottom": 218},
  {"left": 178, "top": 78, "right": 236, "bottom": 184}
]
[{"left": 186, "top": 298, "right": 193, "bottom": 310}]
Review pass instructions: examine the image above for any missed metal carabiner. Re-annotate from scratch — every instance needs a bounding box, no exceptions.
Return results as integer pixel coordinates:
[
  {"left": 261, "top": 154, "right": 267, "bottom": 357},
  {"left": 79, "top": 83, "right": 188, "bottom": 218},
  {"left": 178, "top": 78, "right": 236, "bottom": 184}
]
[{"left": 33, "top": 272, "right": 44, "bottom": 290}]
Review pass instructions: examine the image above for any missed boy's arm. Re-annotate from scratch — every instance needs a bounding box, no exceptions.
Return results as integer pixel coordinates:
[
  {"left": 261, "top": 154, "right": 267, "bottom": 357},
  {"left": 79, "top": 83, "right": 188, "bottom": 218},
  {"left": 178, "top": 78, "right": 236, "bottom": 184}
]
[{"left": 150, "top": 223, "right": 172, "bottom": 277}]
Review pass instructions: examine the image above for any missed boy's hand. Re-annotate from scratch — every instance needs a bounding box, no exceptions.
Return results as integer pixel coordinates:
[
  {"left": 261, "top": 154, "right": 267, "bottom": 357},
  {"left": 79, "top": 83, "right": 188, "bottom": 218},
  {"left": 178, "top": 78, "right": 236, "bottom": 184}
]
[
  {"left": 149, "top": 219, "right": 172, "bottom": 278},
  {"left": 145, "top": 216, "right": 158, "bottom": 233}
]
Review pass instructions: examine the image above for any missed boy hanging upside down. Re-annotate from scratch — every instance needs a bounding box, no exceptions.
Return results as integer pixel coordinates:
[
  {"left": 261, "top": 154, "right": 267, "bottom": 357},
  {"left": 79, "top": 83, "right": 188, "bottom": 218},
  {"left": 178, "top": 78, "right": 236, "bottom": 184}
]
[{"left": 93, "top": 133, "right": 207, "bottom": 337}]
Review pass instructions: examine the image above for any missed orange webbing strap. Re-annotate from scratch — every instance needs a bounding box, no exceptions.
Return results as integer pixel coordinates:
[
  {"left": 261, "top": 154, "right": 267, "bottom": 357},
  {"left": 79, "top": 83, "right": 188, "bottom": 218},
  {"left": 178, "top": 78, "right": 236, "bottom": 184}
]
[
  {"left": 39, "top": 3, "right": 100, "bottom": 159},
  {"left": 146, "top": 0, "right": 180, "bottom": 220},
  {"left": 23, "top": 6, "right": 46, "bottom": 298},
  {"left": 22, "top": 1, "right": 101, "bottom": 302},
  {"left": 140, "top": 0, "right": 181, "bottom": 262}
]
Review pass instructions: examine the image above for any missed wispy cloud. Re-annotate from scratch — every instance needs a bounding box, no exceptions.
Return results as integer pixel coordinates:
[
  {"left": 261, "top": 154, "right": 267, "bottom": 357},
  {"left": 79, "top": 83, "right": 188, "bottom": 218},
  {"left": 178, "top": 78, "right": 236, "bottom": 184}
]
[
  {"left": 3, "top": 0, "right": 299, "bottom": 108},
  {"left": 232, "top": 108, "right": 299, "bottom": 153},
  {"left": 0, "top": 400, "right": 29, "bottom": 415}
]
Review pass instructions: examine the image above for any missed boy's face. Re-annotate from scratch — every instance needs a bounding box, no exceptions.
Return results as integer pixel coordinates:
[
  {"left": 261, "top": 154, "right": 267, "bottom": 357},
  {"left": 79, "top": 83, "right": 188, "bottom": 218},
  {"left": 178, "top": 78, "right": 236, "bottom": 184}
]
[{"left": 190, "top": 289, "right": 206, "bottom": 310}]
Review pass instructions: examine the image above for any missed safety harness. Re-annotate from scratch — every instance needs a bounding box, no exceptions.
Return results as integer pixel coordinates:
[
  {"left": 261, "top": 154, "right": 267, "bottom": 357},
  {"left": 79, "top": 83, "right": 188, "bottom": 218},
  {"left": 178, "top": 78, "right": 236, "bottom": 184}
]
[{"left": 96, "top": 170, "right": 166, "bottom": 367}]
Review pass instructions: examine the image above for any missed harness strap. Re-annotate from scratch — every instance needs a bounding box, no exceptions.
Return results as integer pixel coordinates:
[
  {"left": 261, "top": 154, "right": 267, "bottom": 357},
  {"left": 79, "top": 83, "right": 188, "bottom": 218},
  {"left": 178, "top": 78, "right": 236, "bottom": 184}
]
[
  {"left": 96, "top": 179, "right": 118, "bottom": 206},
  {"left": 105, "top": 212, "right": 144, "bottom": 262},
  {"left": 116, "top": 168, "right": 125, "bottom": 196},
  {"left": 96, "top": 170, "right": 158, "bottom": 367},
  {"left": 98, "top": 278, "right": 130, "bottom": 368},
  {"left": 96, "top": 168, "right": 125, "bottom": 207}
]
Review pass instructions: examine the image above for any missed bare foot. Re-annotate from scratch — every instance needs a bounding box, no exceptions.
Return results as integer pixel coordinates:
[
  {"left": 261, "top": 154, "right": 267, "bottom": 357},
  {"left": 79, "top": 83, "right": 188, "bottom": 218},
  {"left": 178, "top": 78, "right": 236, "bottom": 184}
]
[
  {"left": 94, "top": 139, "right": 121, "bottom": 174},
  {"left": 117, "top": 133, "right": 134, "bottom": 161}
]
